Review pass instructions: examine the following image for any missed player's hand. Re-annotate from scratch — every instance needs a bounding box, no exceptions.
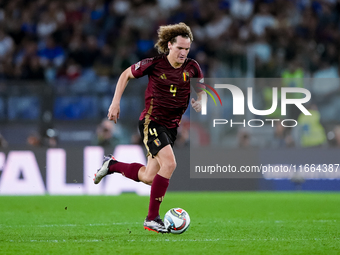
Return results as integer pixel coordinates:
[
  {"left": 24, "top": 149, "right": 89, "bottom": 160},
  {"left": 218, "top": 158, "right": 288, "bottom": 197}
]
[
  {"left": 191, "top": 98, "right": 202, "bottom": 112},
  {"left": 107, "top": 102, "right": 120, "bottom": 123}
]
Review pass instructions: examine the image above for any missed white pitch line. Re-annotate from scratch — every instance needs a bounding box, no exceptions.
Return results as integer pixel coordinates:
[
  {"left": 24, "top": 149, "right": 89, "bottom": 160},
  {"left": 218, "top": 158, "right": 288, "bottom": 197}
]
[
  {"left": 0, "top": 222, "right": 140, "bottom": 228},
  {"left": 5, "top": 237, "right": 340, "bottom": 243},
  {"left": 0, "top": 220, "right": 337, "bottom": 229}
]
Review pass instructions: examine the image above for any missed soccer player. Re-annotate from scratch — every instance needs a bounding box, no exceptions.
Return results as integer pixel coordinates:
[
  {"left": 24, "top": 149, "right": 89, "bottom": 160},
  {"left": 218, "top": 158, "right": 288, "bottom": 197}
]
[{"left": 94, "top": 22, "right": 205, "bottom": 233}]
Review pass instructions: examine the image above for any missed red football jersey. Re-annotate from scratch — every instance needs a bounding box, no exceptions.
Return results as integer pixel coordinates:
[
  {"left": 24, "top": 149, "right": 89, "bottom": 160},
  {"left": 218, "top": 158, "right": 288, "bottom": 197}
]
[{"left": 131, "top": 55, "right": 204, "bottom": 128}]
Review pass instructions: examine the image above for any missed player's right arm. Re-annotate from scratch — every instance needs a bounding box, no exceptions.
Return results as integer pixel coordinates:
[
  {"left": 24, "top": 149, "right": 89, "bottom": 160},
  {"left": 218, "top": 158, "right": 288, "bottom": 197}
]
[{"left": 108, "top": 67, "right": 135, "bottom": 123}]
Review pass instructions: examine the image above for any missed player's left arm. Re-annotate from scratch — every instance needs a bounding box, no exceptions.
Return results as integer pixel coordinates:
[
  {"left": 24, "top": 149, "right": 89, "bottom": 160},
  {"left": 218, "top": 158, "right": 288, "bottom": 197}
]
[{"left": 191, "top": 90, "right": 206, "bottom": 113}]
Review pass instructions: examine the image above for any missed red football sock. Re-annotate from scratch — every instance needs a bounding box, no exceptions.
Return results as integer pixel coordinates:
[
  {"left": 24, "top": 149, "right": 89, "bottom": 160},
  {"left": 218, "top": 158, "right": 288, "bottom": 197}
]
[
  {"left": 108, "top": 162, "right": 143, "bottom": 182},
  {"left": 147, "top": 174, "right": 169, "bottom": 221}
]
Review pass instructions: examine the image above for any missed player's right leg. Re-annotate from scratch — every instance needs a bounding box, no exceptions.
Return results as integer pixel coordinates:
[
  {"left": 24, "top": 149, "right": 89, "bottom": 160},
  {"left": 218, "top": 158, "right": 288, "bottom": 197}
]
[
  {"left": 139, "top": 155, "right": 172, "bottom": 233},
  {"left": 143, "top": 215, "right": 169, "bottom": 233},
  {"left": 139, "top": 119, "right": 177, "bottom": 233},
  {"left": 143, "top": 145, "right": 175, "bottom": 233}
]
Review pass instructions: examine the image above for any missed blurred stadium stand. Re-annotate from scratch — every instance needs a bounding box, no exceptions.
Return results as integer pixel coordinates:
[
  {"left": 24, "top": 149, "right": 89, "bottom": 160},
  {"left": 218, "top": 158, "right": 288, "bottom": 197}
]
[{"left": 0, "top": 0, "right": 340, "bottom": 148}]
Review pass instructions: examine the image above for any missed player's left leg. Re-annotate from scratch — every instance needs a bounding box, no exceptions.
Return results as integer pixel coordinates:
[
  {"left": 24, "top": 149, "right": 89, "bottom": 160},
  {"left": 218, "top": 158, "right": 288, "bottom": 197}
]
[
  {"left": 94, "top": 154, "right": 161, "bottom": 185},
  {"left": 94, "top": 155, "right": 145, "bottom": 184}
]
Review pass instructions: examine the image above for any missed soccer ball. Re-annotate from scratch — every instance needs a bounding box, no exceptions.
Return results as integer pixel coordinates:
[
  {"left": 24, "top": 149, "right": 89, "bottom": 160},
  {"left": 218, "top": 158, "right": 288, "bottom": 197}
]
[{"left": 164, "top": 208, "right": 190, "bottom": 234}]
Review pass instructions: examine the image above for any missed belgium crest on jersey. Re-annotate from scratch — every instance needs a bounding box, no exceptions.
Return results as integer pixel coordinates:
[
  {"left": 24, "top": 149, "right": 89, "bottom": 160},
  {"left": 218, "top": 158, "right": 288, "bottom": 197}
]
[{"left": 183, "top": 71, "right": 189, "bottom": 81}]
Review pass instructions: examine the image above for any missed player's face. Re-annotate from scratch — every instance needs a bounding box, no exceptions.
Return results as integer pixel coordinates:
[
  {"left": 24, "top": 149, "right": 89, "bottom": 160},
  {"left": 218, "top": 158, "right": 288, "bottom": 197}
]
[{"left": 168, "top": 36, "right": 191, "bottom": 65}]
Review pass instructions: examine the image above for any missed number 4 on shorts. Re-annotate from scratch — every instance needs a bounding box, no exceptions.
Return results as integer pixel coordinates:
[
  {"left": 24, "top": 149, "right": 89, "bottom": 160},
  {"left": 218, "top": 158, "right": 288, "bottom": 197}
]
[{"left": 149, "top": 128, "right": 158, "bottom": 137}]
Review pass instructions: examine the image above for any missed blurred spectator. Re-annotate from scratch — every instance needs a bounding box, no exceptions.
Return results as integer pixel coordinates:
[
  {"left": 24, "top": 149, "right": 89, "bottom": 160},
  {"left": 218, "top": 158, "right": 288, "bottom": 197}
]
[
  {"left": 81, "top": 12, "right": 99, "bottom": 37},
  {"left": 282, "top": 58, "right": 304, "bottom": 84},
  {"left": 270, "top": 121, "right": 295, "bottom": 148},
  {"left": 136, "top": 31, "right": 155, "bottom": 58},
  {"left": 27, "top": 129, "right": 58, "bottom": 147},
  {"left": 204, "top": 10, "right": 232, "bottom": 39},
  {"left": 230, "top": 0, "right": 254, "bottom": 21},
  {"left": 157, "top": 0, "right": 181, "bottom": 11},
  {"left": 94, "top": 44, "right": 114, "bottom": 78},
  {"left": 112, "top": 0, "right": 131, "bottom": 17},
  {"left": 195, "top": 51, "right": 209, "bottom": 75},
  {"left": 93, "top": 119, "right": 122, "bottom": 147},
  {"left": 0, "top": 28, "right": 14, "bottom": 60},
  {"left": 89, "top": 0, "right": 106, "bottom": 23},
  {"left": 80, "top": 35, "right": 100, "bottom": 69},
  {"left": 45, "top": 128, "right": 59, "bottom": 148},
  {"left": 14, "top": 40, "right": 39, "bottom": 74},
  {"left": 0, "top": 132, "right": 8, "bottom": 148},
  {"left": 21, "top": 10, "right": 37, "bottom": 36},
  {"left": 251, "top": 3, "right": 276, "bottom": 37},
  {"left": 296, "top": 105, "right": 327, "bottom": 148},
  {"left": 238, "top": 129, "right": 250, "bottom": 148},
  {"left": 329, "top": 125, "right": 340, "bottom": 147},
  {"left": 22, "top": 56, "right": 45, "bottom": 80},
  {"left": 113, "top": 45, "right": 138, "bottom": 76},
  {"left": 27, "top": 132, "right": 42, "bottom": 147},
  {"left": 37, "top": 12, "right": 57, "bottom": 39},
  {"left": 208, "top": 58, "right": 229, "bottom": 77},
  {"left": 58, "top": 58, "right": 81, "bottom": 81},
  {"left": 38, "top": 36, "right": 65, "bottom": 82},
  {"left": 47, "top": 1, "right": 66, "bottom": 27},
  {"left": 189, "top": 121, "right": 210, "bottom": 147},
  {"left": 281, "top": 57, "right": 305, "bottom": 119},
  {"left": 176, "top": 119, "right": 190, "bottom": 148},
  {"left": 253, "top": 35, "right": 272, "bottom": 65},
  {"left": 65, "top": 1, "right": 83, "bottom": 25},
  {"left": 131, "top": 130, "right": 143, "bottom": 146},
  {"left": 68, "top": 35, "right": 83, "bottom": 66},
  {"left": 311, "top": 56, "right": 340, "bottom": 112},
  {"left": 38, "top": 36, "right": 65, "bottom": 69},
  {"left": 125, "top": 4, "right": 158, "bottom": 32},
  {"left": 313, "top": 57, "right": 339, "bottom": 80}
]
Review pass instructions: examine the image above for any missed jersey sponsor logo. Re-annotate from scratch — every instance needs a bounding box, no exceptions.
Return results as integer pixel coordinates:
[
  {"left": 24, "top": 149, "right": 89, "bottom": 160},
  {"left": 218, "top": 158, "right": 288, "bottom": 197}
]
[
  {"left": 160, "top": 73, "right": 167, "bottom": 79},
  {"left": 135, "top": 61, "right": 141, "bottom": 70}
]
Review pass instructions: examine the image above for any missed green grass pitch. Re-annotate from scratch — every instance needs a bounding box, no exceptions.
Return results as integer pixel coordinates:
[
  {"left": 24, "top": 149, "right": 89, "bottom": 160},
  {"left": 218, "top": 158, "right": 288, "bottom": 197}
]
[{"left": 0, "top": 192, "right": 339, "bottom": 255}]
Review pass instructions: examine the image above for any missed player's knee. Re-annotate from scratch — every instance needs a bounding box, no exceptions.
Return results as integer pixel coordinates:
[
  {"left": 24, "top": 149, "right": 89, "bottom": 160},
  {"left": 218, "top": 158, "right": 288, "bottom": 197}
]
[
  {"left": 164, "top": 159, "right": 177, "bottom": 172},
  {"left": 171, "top": 160, "right": 177, "bottom": 171}
]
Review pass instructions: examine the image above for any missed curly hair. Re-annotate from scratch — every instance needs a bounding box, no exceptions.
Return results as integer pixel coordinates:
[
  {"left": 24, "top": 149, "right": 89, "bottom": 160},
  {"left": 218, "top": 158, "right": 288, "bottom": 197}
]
[{"left": 154, "top": 22, "right": 193, "bottom": 54}]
